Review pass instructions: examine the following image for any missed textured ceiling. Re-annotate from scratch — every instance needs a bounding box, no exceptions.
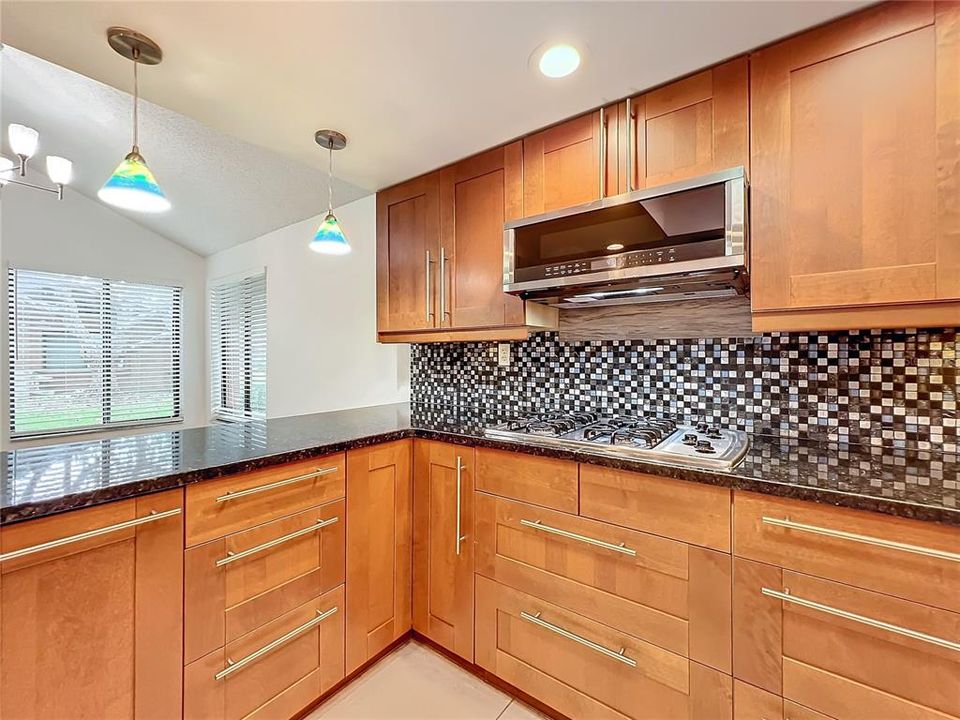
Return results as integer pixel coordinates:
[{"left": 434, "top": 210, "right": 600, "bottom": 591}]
[
  {"left": 1, "top": 47, "right": 369, "bottom": 256},
  {"left": 2, "top": 1, "right": 872, "bottom": 193}
]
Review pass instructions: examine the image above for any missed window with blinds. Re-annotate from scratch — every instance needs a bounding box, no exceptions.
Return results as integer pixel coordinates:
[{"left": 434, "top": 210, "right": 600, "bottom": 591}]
[
  {"left": 209, "top": 272, "right": 266, "bottom": 422},
  {"left": 8, "top": 267, "right": 183, "bottom": 437}
]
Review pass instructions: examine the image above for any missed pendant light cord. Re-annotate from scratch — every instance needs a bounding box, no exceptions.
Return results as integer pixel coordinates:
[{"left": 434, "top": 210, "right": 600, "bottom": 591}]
[
  {"left": 327, "top": 139, "right": 334, "bottom": 213},
  {"left": 132, "top": 48, "right": 140, "bottom": 151}
]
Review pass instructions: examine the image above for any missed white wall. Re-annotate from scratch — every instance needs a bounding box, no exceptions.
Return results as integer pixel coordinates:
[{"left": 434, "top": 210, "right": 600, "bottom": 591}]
[
  {"left": 206, "top": 194, "right": 409, "bottom": 419},
  {"left": 0, "top": 183, "right": 207, "bottom": 448}
]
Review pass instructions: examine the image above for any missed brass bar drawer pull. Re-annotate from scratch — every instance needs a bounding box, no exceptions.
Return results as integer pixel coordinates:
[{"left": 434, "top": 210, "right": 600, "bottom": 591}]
[
  {"left": 761, "top": 516, "right": 960, "bottom": 563},
  {"left": 215, "top": 517, "right": 339, "bottom": 567},
  {"left": 215, "top": 606, "right": 339, "bottom": 681},
  {"left": 520, "top": 610, "right": 637, "bottom": 667},
  {"left": 761, "top": 588, "right": 960, "bottom": 653},
  {"left": 520, "top": 518, "right": 636, "bottom": 557},
  {"left": 0, "top": 508, "right": 182, "bottom": 563},
  {"left": 215, "top": 467, "right": 339, "bottom": 503}
]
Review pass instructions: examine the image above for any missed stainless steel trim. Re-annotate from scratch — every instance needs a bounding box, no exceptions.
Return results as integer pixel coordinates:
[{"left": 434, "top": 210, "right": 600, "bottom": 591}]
[
  {"left": 724, "top": 177, "right": 746, "bottom": 257},
  {"left": 0, "top": 508, "right": 182, "bottom": 563},
  {"left": 761, "top": 516, "right": 960, "bottom": 563},
  {"left": 761, "top": 588, "right": 960, "bottom": 653},
  {"left": 425, "top": 250, "right": 434, "bottom": 322},
  {"left": 598, "top": 107, "right": 606, "bottom": 198},
  {"left": 504, "top": 166, "right": 745, "bottom": 231},
  {"left": 503, "top": 227, "right": 516, "bottom": 287},
  {"left": 455, "top": 456, "right": 466, "bottom": 556},
  {"left": 520, "top": 519, "right": 636, "bottom": 557},
  {"left": 215, "top": 606, "right": 339, "bottom": 680},
  {"left": 625, "top": 97, "right": 634, "bottom": 192},
  {"left": 215, "top": 467, "right": 338, "bottom": 503},
  {"left": 520, "top": 611, "right": 637, "bottom": 667},
  {"left": 215, "top": 517, "right": 339, "bottom": 567},
  {"left": 439, "top": 246, "right": 448, "bottom": 322},
  {"left": 504, "top": 254, "right": 746, "bottom": 294}
]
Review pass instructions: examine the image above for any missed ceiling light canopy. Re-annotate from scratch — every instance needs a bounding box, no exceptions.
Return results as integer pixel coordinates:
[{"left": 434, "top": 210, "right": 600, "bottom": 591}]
[
  {"left": 309, "top": 130, "right": 351, "bottom": 256},
  {"left": 98, "top": 27, "right": 170, "bottom": 214},
  {"left": 538, "top": 43, "right": 581, "bottom": 78}
]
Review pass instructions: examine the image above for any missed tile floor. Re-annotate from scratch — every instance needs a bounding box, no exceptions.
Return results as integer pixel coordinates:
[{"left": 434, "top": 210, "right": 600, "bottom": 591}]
[{"left": 307, "top": 641, "right": 547, "bottom": 720}]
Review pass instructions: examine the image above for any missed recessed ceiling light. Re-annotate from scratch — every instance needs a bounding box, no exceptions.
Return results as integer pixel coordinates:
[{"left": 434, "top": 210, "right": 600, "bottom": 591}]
[{"left": 538, "top": 44, "right": 581, "bottom": 78}]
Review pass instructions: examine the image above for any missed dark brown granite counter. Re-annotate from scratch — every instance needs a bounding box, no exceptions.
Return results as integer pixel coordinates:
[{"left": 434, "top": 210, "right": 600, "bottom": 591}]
[{"left": 2, "top": 402, "right": 959, "bottom": 528}]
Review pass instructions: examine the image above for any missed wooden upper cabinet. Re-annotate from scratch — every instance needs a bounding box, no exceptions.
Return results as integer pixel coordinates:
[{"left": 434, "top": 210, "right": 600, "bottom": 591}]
[
  {"left": 628, "top": 57, "right": 748, "bottom": 191},
  {"left": 376, "top": 173, "right": 440, "bottom": 332},
  {"left": 438, "top": 143, "right": 524, "bottom": 329},
  {"left": 751, "top": 1, "right": 960, "bottom": 331},
  {"left": 412, "top": 440, "right": 475, "bottom": 661},
  {"left": 0, "top": 491, "right": 184, "bottom": 720},
  {"left": 345, "top": 440, "right": 412, "bottom": 674},
  {"left": 523, "top": 110, "right": 602, "bottom": 215}
]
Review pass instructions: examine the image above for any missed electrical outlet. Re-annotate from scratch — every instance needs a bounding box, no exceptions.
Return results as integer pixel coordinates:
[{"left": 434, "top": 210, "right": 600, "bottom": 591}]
[{"left": 497, "top": 343, "right": 511, "bottom": 367}]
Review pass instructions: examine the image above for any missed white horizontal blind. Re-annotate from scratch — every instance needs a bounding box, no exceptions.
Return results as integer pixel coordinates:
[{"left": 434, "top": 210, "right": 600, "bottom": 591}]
[
  {"left": 210, "top": 272, "right": 266, "bottom": 422},
  {"left": 8, "top": 267, "right": 182, "bottom": 437}
]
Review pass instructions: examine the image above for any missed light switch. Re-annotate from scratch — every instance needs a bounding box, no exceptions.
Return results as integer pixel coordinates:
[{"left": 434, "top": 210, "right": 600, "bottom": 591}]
[{"left": 497, "top": 343, "right": 511, "bottom": 367}]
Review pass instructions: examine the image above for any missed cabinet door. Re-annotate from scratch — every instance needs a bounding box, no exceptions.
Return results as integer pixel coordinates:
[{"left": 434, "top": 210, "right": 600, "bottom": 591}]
[
  {"left": 751, "top": 2, "right": 960, "bottom": 326},
  {"left": 438, "top": 143, "right": 523, "bottom": 329},
  {"left": 345, "top": 440, "right": 412, "bottom": 673},
  {"left": 412, "top": 440, "right": 475, "bottom": 661},
  {"left": 0, "top": 490, "right": 183, "bottom": 720},
  {"left": 523, "top": 110, "right": 602, "bottom": 216},
  {"left": 376, "top": 173, "right": 440, "bottom": 332},
  {"left": 629, "top": 58, "right": 748, "bottom": 191}
]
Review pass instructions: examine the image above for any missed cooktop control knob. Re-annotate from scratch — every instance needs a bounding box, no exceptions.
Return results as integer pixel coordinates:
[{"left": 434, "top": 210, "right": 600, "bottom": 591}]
[
  {"left": 706, "top": 427, "right": 722, "bottom": 439},
  {"left": 695, "top": 439, "right": 716, "bottom": 454},
  {"left": 695, "top": 422, "right": 708, "bottom": 433},
  {"left": 682, "top": 433, "right": 698, "bottom": 445}
]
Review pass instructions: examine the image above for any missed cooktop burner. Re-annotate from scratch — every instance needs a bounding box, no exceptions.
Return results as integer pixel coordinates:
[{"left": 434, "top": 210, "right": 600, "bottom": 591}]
[{"left": 485, "top": 412, "right": 748, "bottom": 469}]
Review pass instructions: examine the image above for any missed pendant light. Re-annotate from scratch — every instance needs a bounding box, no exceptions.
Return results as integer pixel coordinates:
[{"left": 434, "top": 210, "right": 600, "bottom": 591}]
[
  {"left": 98, "top": 27, "right": 170, "bottom": 213},
  {"left": 309, "top": 130, "right": 350, "bottom": 255}
]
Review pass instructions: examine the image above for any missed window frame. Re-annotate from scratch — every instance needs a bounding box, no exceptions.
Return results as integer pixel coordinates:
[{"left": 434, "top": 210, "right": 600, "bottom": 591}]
[{"left": 7, "top": 266, "right": 184, "bottom": 440}]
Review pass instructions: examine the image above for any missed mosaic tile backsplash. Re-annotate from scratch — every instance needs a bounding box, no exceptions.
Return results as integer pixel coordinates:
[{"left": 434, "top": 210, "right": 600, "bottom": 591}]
[{"left": 410, "top": 329, "right": 959, "bottom": 451}]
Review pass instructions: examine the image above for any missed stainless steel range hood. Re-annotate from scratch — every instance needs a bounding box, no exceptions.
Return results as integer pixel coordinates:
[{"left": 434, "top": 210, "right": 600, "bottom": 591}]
[{"left": 503, "top": 167, "right": 747, "bottom": 308}]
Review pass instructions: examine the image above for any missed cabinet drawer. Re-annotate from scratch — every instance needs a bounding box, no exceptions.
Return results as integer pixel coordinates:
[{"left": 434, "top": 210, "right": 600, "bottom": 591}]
[
  {"left": 580, "top": 464, "right": 731, "bottom": 551},
  {"left": 733, "top": 681, "right": 782, "bottom": 720},
  {"left": 733, "top": 491, "right": 960, "bottom": 613},
  {"left": 476, "top": 447, "right": 578, "bottom": 513},
  {"left": 475, "top": 576, "right": 732, "bottom": 720},
  {"left": 185, "top": 498, "right": 344, "bottom": 664},
  {"left": 476, "top": 493, "right": 731, "bottom": 672},
  {"left": 733, "top": 558, "right": 960, "bottom": 719},
  {"left": 184, "top": 584, "right": 344, "bottom": 720},
  {"left": 186, "top": 454, "right": 345, "bottom": 546}
]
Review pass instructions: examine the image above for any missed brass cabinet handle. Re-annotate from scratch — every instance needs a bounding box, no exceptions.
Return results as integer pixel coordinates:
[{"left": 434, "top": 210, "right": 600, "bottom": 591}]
[
  {"left": 520, "top": 610, "right": 636, "bottom": 667},
  {"left": 215, "top": 516, "right": 339, "bottom": 567},
  {"left": 520, "top": 518, "right": 637, "bottom": 557},
  {"left": 215, "top": 606, "right": 339, "bottom": 681},
  {"left": 761, "top": 516, "right": 960, "bottom": 563},
  {"left": 455, "top": 456, "right": 466, "bottom": 556},
  {"left": 625, "top": 97, "right": 634, "bottom": 192},
  {"left": 215, "top": 467, "right": 338, "bottom": 503},
  {"left": 598, "top": 106, "right": 607, "bottom": 197},
  {"left": 761, "top": 588, "right": 960, "bottom": 653},
  {"left": 0, "top": 508, "right": 181, "bottom": 563}
]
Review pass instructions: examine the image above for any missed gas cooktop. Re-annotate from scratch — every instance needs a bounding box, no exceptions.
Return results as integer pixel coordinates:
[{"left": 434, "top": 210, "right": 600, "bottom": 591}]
[{"left": 484, "top": 411, "right": 749, "bottom": 469}]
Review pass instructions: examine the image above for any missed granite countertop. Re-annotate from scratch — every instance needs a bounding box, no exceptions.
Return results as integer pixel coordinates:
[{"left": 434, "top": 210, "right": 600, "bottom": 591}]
[{"left": 2, "top": 402, "right": 958, "bottom": 527}]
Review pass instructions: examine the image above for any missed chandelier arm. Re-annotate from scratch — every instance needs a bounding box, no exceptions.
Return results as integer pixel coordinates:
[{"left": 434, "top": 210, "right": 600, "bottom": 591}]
[{"left": 1, "top": 178, "right": 62, "bottom": 196}]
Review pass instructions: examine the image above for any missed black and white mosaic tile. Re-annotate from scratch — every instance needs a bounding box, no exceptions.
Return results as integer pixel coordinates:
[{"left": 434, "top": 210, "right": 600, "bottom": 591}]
[{"left": 410, "top": 329, "right": 959, "bottom": 451}]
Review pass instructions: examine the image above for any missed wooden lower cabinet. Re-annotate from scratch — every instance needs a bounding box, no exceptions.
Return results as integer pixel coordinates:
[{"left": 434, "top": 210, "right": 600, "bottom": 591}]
[
  {"left": 184, "top": 584, "right": 344, "bottom": 720},
  {"left": 345, "top": 440, "right": 413, "bottom": 674},
  {"left": 412, "top": 440, "right": 475, "bottom": 661},
  {"left": 184, "top": 498, "right": 345, "bottom": 665},
  {"left": 475, "top": 492, "right": 732, "bottom": 673},
  {"left": 734, "top": 680, "right": 782, "bottom": 720},
  {"left": 733, "top": 557, "right": 960, "bottom": 720},
  {"left": 0, "top": 490, "right": 184, "bottom": 720},
  {"left": 475, "top": 575, "right": 733, "bottom": 720}
]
